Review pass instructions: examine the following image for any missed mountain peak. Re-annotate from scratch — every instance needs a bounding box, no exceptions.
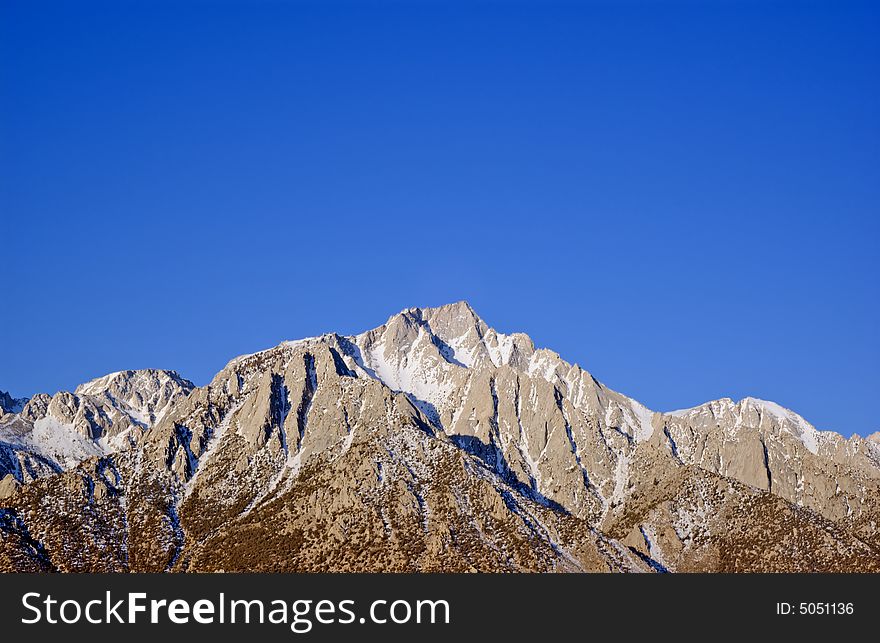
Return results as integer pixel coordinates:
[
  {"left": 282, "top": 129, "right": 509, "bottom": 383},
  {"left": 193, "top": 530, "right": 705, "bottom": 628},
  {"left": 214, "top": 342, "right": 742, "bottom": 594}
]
[
  {"left": 421, "top": 300, "right": 486, "bottom": 336},
  {"left": 418, "top": 299, "right": 478, "bottom": 317},
  {"left": 398, "top": 300, "right": 485, "bottom": 332}
]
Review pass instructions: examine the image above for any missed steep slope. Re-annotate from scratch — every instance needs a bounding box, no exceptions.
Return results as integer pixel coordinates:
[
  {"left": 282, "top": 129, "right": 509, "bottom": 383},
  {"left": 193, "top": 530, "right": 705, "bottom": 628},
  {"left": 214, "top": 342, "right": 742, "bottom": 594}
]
[{"left": 1, "top": 302, "right": 878, "bottom": 572}]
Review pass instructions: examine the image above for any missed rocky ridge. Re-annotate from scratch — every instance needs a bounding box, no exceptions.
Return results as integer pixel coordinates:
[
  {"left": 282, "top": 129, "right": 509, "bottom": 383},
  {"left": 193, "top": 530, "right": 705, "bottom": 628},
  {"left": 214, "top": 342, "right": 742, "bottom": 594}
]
[{"left": 1, "top": 302, "right": 878, "bottom": 572}]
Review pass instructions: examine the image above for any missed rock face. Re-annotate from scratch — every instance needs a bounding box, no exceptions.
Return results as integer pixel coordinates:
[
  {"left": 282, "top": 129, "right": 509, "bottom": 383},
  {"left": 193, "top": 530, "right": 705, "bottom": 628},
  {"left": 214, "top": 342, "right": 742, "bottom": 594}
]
[{"left": 1, "top": 302, "right": 879, "bottom": 572}]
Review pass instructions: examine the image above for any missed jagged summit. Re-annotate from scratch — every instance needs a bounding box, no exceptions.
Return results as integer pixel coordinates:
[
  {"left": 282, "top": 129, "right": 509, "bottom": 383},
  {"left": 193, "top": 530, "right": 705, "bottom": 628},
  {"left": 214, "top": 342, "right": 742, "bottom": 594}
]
[
  {"left": 359, "top": 301, "right": 536, "bottom": 370},
  {"left": 401, "top": 299, "right": 482, "bottom": 322}
]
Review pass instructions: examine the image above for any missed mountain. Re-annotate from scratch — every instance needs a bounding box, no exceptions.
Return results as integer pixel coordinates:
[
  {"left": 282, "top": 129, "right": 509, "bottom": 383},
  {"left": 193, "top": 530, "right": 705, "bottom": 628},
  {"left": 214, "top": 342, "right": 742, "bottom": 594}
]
[
  {"left": 0, "top": 371, "right": 193, "bottom": 495},
  {"left": 1, "top": 302, "right": 879, "bottom": 572}
]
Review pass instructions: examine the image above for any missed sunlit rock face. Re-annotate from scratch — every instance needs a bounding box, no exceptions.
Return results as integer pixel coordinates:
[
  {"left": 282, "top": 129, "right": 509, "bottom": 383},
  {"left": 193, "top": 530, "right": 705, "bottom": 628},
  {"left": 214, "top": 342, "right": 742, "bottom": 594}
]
[{"left": 2, "top": 303, "right": 879, "bottom": 572}]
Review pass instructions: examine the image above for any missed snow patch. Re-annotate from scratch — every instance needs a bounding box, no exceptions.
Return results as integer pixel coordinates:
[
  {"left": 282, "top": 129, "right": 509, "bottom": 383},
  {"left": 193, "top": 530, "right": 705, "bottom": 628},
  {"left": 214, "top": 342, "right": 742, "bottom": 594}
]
[
  {"left": 447, "top": 330, "right": 476, "bottom": 368},
  {"left": 359, "top": 332, "right": 453, "bottom": 425},
  {"left": 484, "top": 331, "right": 517, "bottom": 367},
  {"left": 29, "top": 416, "right": 108, "bottom": 469},
  {"left": 629, "top": 401, "right": 656, "bottom": 442}
]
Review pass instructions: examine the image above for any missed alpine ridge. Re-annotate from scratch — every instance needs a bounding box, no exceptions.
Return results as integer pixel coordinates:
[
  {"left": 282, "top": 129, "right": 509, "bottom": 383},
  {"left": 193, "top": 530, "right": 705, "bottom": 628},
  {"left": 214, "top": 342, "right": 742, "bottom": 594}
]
[{"left": 2, "top": 302, "right": 879, "bottom": 572}]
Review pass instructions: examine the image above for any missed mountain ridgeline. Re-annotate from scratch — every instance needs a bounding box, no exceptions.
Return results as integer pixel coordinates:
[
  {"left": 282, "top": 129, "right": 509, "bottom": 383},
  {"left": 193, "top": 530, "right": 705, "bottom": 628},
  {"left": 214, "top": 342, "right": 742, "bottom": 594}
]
[{"left": 2, "top": 302, "right": 879, "bottom": 572}]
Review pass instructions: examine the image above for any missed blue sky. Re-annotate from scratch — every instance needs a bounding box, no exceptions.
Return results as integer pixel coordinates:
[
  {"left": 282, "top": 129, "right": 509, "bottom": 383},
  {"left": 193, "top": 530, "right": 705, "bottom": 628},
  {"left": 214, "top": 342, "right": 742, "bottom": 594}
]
[{"left": 1, "top": 1, "right": 877, "bottom": 436}]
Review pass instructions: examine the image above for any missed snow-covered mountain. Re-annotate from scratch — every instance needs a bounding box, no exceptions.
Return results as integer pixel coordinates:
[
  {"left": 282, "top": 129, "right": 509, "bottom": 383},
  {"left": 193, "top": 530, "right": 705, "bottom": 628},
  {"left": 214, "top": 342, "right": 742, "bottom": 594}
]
[
  {"left": 2, "top": 302, "right": 879, "bottom": 572},
  {"left": 0, "top": 370, "right": 193, "bottom": 489}
]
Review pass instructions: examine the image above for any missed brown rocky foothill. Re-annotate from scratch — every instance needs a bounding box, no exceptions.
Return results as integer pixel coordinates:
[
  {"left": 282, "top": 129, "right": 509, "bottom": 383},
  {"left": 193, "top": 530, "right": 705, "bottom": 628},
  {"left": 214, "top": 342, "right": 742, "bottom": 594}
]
[{"left": 1, "top": 302, "right": 879, "bottom": 572}]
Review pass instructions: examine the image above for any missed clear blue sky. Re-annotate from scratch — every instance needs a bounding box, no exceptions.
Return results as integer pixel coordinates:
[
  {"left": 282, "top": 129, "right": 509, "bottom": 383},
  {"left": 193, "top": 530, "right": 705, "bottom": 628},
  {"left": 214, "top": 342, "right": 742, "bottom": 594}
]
[{"left": 1, "top": 1, "right": 877, "bottom": 437}]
